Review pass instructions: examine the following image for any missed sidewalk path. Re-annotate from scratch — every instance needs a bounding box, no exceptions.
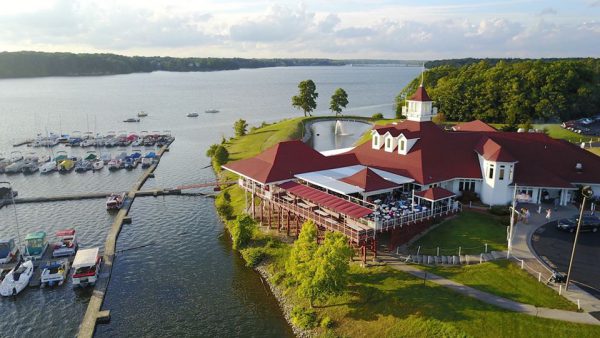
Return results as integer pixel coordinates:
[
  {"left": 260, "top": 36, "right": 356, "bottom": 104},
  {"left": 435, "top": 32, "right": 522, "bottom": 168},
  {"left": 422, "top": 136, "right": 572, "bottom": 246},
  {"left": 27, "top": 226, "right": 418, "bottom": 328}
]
[
  {"left": 379, "top": 254, "right": 600, "bottom": 326},
  {"left": 510, "top": 204, "right": 600, "bottom": 313}
]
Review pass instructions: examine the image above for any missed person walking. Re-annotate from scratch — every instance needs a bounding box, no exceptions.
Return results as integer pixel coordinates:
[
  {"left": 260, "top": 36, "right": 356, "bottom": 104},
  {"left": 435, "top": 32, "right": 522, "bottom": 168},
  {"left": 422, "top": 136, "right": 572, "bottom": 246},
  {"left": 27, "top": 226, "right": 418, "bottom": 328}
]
[
  {"left": 524, "top": 208, "right": 531, "bottom": 224},
  {"left": 545, "top": 208, "right": 552, "bottom": 221}
]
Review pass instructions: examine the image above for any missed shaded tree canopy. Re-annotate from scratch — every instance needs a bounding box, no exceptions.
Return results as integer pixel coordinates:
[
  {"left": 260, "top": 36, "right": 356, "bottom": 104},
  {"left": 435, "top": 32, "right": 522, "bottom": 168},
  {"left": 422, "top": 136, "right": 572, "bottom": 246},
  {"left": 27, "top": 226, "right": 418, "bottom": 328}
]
[
  {"left": 292, "top": 79, "right": 319, "bottom": 117},
  {"left": 397, "top": 59, "right": 600, "bottom": 123}
]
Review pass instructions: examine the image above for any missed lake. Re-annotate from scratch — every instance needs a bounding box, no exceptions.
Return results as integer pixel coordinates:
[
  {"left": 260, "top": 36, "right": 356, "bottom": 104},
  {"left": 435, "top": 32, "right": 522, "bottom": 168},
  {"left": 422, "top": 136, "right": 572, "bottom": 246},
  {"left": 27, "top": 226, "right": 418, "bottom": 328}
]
[{"left": 0, "top": 66, "right": 420, "bottom": 337}]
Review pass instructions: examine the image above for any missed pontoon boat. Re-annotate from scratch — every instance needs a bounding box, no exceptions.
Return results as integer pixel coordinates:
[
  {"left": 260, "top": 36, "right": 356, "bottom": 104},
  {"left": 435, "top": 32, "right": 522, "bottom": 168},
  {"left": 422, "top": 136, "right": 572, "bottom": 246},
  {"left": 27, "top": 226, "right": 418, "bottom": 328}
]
[
  {"left": 72, "top": 247, "right": 101, "bottom": 287},
  {"left": 52, "top": 229, "right": 78, "bottom": 258},
  {"left": 106, "top": 193, "right": 125, "bottom": 210},
  {"left": 23, "top": 231, "right": 48, "bottom": 260}
]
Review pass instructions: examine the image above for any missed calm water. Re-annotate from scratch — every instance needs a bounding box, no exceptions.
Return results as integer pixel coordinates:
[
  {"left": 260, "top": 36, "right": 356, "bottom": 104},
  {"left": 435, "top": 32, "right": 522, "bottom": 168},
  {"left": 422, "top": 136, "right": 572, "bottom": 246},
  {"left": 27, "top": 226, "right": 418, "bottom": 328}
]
[{"left": 0, "top": 66, "right": 419, "bottom": 337}]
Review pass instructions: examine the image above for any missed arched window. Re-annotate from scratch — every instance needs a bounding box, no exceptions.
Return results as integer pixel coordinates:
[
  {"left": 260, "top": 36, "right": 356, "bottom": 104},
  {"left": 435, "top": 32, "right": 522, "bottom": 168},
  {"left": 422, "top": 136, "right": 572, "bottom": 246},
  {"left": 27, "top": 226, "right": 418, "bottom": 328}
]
[{"left": 399, "top": 140, "right": 405, "bottom": 151}]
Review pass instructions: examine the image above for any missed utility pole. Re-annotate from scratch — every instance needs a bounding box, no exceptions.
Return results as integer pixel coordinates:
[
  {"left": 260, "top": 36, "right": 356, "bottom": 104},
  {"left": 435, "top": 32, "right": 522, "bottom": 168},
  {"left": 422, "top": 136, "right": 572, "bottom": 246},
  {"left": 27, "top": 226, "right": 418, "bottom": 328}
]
[
  {"left": 1, "top": 182, "right": 22, "bottom": 249},
  {"left": 507, "top": 184, "right": 518, "bottom": 256},
  {"left": 565, "top": 186, "right": 594, "bottom": 290}
]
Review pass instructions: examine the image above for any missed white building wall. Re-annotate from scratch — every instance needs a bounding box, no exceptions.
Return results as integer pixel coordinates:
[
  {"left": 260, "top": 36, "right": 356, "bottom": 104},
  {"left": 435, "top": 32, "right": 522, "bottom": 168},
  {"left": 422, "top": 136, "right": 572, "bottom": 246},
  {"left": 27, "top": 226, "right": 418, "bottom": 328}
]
[{"left": 478, "top": 155, "right": 515, "bottom": 205}]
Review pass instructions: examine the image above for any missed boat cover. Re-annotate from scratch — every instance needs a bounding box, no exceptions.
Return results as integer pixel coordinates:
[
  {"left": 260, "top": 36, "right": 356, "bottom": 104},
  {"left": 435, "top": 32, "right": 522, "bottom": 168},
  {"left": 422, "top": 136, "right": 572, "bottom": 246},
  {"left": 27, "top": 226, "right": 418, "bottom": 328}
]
[
  {"left": 73, "top": 248, "right": 99, "bottom": 268},
  {"left": 56, "top": 229, "right": 75, "bottom": 237},
  {"left": 25, "top": 231, "right": 46, "bottom": 240}
]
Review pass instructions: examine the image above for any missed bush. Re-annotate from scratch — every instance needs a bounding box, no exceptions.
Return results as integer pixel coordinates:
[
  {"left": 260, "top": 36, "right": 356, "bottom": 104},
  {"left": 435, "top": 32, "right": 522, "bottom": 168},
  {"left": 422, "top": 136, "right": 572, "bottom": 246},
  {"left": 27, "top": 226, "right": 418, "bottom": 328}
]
[
  {"left": 230, "top": 215, "right": 256, "bottom": 249},
  {"left": 489, "top": 205, "right": 510, "bottom": 216},
  {"left": 241, "top": 247, "right": 266, "bottom": 267},
  {"left": 213, "top": 145, "right": 229, "bottom": 166},
  {"left": 272, "top": 270, "right": 287, "bottom": 285},
  {"left": 291, "top": 306, "right": 318, "bottom": 329},
  {"left": 216, "top": 202, "right": 233, "bottom": 219},
  {"left": 372, "top": 112, "right": 384, "bottom": 119},
  {"left": 457, "top": 191, "right": 479, "bottom": 203},
  {"left": 320, "top": 316, "right": 334, "bottom": 328},
  {"left": 234, "top": 119, "right": 248, "bottom": 137}
]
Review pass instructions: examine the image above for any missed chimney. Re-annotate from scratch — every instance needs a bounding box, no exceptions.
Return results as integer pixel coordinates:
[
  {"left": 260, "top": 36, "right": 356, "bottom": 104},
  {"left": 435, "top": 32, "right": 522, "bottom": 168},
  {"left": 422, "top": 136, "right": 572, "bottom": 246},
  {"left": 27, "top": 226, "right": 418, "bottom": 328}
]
[{"left": 575, "top": 163, "right": 583, "bottom": 173}]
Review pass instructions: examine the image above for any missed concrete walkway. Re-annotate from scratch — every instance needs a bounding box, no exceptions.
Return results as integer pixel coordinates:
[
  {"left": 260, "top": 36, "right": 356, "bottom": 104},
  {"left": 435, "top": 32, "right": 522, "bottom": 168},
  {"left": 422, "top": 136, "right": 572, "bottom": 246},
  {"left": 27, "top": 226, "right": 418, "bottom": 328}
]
[
  {"left": 379, "top": 254, "right": 600, "bottom": 326},
  {"left": 509, "top": 204, "right": 600, "bottom": 314}
]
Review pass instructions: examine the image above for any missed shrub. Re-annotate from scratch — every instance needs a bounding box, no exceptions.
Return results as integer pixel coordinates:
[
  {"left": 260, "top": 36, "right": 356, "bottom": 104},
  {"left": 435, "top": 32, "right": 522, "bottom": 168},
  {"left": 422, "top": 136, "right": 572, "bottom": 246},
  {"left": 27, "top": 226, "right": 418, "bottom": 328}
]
[
  {"left": 230, "top": 215, "right": 256, "bottom": 249},
  {"left": 216, "top": 202, "right": 233, "bottom": 219},
  {"left": 241, "top": 247, "right": 266, "bottom": 267},
  {"left": 291, "top": 306, "right": 318, "bottom": 329},
  {"left": 489, "top": 205, "right": 510, "bottom": 216},
  {"left": 213, "top": 145, "right": 229, "bottom": 166},
  {"left": 234, "top": 119, "right": 248, "bottom": 137},
  {"left": 457, "top": 191, "right": 479, "bottom": 203},
  {"left": 320, "top": 316, "right": 334, "bottom": 329},
  {"left": 272, "top": 271, "right": 287, "bottom": 285},
  {"left": 372, "top": 112, "right": 384, "bottom": 119}
]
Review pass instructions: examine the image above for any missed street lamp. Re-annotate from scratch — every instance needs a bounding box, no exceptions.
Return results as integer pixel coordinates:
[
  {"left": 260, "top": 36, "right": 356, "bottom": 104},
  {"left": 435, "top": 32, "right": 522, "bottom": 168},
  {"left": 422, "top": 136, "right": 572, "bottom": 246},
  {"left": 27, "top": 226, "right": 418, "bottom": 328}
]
[
  {"left": 0, "top": 181, "right": 22, "bottom": 250},
  {"left": 565, "top": 185, "right": 594, "bottom": 291}
]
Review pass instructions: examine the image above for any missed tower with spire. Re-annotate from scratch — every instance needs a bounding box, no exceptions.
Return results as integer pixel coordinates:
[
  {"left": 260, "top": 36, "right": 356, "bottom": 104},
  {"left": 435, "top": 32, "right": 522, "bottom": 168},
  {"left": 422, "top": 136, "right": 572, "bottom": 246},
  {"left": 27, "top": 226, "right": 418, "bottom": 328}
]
[{"left": 402, "top": 66, "right": 438, "bottom": 122}]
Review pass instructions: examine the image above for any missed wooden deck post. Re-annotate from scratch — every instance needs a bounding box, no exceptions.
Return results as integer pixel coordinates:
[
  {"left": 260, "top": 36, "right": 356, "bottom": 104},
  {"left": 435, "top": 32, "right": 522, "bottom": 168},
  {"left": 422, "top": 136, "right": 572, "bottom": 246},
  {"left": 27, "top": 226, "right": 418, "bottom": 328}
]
[
  {"left": 268, "top": 200, "right": 272, "bottom": 229},
  {"left": 259, "top": 199, "right": 263, "bottom": 225},
  {"left": 251, "top": 193, "right": 255, "bottom": 218},
  {"left": 286, "top": 210, "right": 290, "bottom": 236},
  {"left": 362, "top": 244, "right": 367, "bottom": 265},
  {"left": 279, "top": 206, "right": 283, "bottom": 231},
  {"left": 372, "top": 238, "right": 377, "bottom": 259}
]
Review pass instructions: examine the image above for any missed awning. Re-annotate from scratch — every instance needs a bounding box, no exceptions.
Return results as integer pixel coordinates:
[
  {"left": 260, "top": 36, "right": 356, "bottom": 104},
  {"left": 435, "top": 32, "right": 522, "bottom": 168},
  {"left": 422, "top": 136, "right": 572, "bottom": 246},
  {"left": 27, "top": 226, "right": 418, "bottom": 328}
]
[{"left": 279, "top": 181, "right": 373, "bottom": 219}]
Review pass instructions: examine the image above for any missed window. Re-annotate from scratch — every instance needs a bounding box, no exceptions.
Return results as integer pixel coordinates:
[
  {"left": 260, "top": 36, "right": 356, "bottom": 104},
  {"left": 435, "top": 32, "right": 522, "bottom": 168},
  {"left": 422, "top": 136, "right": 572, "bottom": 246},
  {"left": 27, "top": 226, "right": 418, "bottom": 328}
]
[
  {"left": 372, "top": 136, "right": 379, "bottom": 147},
  {"left": 399, "top": 139, "right": 405, "bottom": 151},
  {"left": 488, "top": 164, "right": 494, "bottom": 179},
  {"left": 386, "top": 138, "right": 391, "bottom": 148},
  {"left": 459, "top": 180, "right": 476, "bottom": 192},
  {"left": 499, "top": 165, "right": 505, "bottom": 180}
]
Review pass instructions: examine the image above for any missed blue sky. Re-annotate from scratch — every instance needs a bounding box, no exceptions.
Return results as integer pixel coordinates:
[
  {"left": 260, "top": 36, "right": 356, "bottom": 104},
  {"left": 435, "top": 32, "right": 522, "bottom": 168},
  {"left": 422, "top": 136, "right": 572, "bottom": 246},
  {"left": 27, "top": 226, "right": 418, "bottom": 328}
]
[{"left": 0, "top": 0, "right": 598, "bottom": 59}]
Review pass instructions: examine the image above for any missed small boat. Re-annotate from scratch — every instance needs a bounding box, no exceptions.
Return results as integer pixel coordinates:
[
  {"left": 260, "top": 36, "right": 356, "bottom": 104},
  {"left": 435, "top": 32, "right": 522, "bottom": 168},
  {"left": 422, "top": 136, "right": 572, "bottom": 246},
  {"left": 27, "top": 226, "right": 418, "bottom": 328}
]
[
  {"left": 40, "top": 161, "right": 57, "bottom": 174},
  {"left": 100, "top": 153, "right": 112, "bottom": 164},
  {"left": 72, "top": 248, "right": 101, "bottom": 287},
  {"left": 58, "top": 159, "right": 75, "bottom": 172},
  {"left": 10, "top": 151, "right": 24, "bottom": 162},
  {"left": 0, "top": 260, "right": 34, "bottom": 296},
  {"left": 205, "top": 109, "right": 219, "bottom": 114},
  {"left": 138, "top": 111, "right": 148, "bottom": 117},
  {"left": 4, "top": 161, "right": 25, "bottom": 174},
  {"left": 92, "top": 159, "right": 104, "bottom": 171},
  {"left": 53, "top": 229, "right": 78, "bottom": 258},
  {"left": 40, "top": 260, "right": 70, "bottom": 287},
  {"left": 107, "top": 159, "right": 122, "bottom": 171},
  {"left": 132, "top": 138, "right": 144, "bottom": 147},
  {"left": 24, "top": 152, "right": 39, "bottom": 162},
  {"left": 84, "top": 151, "right": 98, "bottom": 161},
  {"left": 187, "top": 112, "right": 199, "bottom": 117},
  {"left": 81, "top": 138, "right": 95, "bottom": 147},
  {"left": 23, "top": 231, "right": 48, "bottom": 260},
  {"left": 141, "top": 152, "right": 157, "bottom": 168},
  {"left": 106, "top": 193, "right": 125, "bottom": 210},
  {"left": 0, "top": 239, "right": 18, "bottom": 264},
  {"left": 123, "top": 118, "right": 140, "bottom": 123},
  {"left": 56, "top": 135, "right": 70, "bottom": 144},
  {"left": 22, "top": 162, "right": 39, "bottom": 174},
  {"left": 54, "top": 150, "right": 69, "bottom": 162}
]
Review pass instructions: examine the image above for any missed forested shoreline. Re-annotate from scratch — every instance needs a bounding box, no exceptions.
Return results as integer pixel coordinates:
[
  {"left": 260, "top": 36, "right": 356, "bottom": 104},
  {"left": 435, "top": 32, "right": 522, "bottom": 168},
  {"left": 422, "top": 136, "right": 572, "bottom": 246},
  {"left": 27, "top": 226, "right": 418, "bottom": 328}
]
[{"left": 398, "top": 59, "right": 600, "bottom": 124}]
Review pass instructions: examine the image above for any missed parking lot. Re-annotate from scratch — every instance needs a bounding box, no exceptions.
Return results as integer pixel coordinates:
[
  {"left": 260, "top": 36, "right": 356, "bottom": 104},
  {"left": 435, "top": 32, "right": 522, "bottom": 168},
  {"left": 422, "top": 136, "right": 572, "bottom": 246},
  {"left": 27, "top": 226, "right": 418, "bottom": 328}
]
[{"left": 531, "top": 221, "right": 600, "bottom": 298}]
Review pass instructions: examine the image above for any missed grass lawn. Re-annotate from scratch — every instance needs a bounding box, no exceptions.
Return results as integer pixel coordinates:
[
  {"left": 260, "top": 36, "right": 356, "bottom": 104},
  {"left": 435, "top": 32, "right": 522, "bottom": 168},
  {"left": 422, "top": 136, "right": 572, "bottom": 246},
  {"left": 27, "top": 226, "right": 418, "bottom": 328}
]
[
  {"left": 268, "top": 263, "right": 600, "bottom": 338},
  {"left": 588, "top": 147, "right": 600, "bottom": 157},
  {"left": 410, "top": 211, "right": 507, "bottom": 255},
  {"left": 419, "top": 260, "right": 577, "bottom": 311},
  {"left": 534, "top": 124, "right": 597, "bottom": 143}
]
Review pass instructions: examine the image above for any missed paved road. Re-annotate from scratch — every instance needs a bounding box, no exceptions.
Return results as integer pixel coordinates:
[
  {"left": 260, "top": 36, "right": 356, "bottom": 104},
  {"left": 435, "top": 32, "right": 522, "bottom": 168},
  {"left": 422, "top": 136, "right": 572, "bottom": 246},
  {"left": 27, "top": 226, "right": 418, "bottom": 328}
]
[{"left": 531, "top": 221, "right": 600, "bottom": 298}]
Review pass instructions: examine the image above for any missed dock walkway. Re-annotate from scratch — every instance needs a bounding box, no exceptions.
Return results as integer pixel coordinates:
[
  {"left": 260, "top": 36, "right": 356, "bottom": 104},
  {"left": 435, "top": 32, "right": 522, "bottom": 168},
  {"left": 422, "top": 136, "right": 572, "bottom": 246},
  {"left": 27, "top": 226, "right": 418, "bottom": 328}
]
[{"left": 77, "top": 141, "right": 171, "bottom": 338}]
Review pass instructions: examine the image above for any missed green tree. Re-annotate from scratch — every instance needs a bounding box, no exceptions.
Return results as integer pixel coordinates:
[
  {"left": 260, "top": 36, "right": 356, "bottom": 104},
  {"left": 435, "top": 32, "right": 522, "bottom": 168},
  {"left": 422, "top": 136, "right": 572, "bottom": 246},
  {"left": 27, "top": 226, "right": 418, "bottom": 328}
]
[
  {"left": 292, "top": 80, "right": 318, "bottom": 117},
  {"left": 286, "top": 221, "right": 318, "bottom": 305},
  {"left": 213, "top": 145, "right": 229, "bottom": 166},
  {"left": 206, "top": 144, "right": 219, "bottom": 157},
  {"left": 233, "top": 119, "right": 248, "bottom": 137},
  {"left": 311, "top": 232, "right": 353, "bottom": 304},
  {"left": 230, "top": 215, "right": 256, "bottom": 249},
  {"left": 329, "top": 88, "right": 349, "bottom": 116}
]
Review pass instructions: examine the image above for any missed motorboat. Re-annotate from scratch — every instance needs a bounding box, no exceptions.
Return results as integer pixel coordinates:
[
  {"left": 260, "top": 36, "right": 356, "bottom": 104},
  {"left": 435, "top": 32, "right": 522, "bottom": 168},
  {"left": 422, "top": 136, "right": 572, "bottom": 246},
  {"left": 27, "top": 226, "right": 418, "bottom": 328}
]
[
  {"left": 205, "top": 109, "right": 219, "bottom": 114},
  {"left": 52, "top": 229, "right": 78, "bottom": 257},
  {"left": 94, "top": 135, "right": 106, "bottom": 147},
  {"left": 56, "top": 135, "right": 70, "bottom": 143},
  {"left": 123, "top": 118, "right": 140, "bottom": 123},
  {"left": 21, "top": 162, "right": 39, "bottom": 174},
  {"left": 40, "top": 260, "right": 70, "bottom": 287},
  {"left": 24, "top": 152, "right": 39, "bottom": 162},
  {"left": 81, "top": 138, "right": 96, "bottom": 147},
  {"left": 58, "top": 159, "right": 75, "bottom": 172},
  {"left": 54, "top": 150, "right": 69, "bottom": 163},
  {"left": 10, "top": 151, "right": 24, "bottom": 162},
  {"left": 23, "top": 231, "right": 48, "bottom": 260},
  {"left": 4, "top": 161, "right": 25, "bottom": 174},
  {"left": 132, "top": 138, "right": 144, "bottom": 147},
  {"left": 74, "top": 160, "right": 89, "bottom": 172},
  {"left": 68, "top": 131, "right": 83, "bottom": 147},
  {"left": 0, "top": 260, "right": 34, "bottom": 296},
  {"left": 107, "top": 159, "right": 122, "bottom": 171},
  {"left": 187, "top": 112, "right": 199, "bottom": 117},
  {"left": 141, "top": 152, "right": 157, "bottom": 168},
  {"left": 106, "top": 193, "right": 125, "bottom": 210},
  {"left": 92, "top": 159, "right": 104, "bottom": 171},
  {"left": 84, "top": 151, "right": 98, "bottom": 161},
  {"left": 137, "top": 111, "right": 148, "bottom": 117},
  {"left": 40, "top": 161, "right": 57, "bottom": 174},
  {"left": 0, "top": 239, "right": 18, "bottom": 264},
  {"left": 100, "top": 153, "right": 112, "bottom": 164},
  {"left": 72, "top": 247, "right": 101, "bottom": 287}
]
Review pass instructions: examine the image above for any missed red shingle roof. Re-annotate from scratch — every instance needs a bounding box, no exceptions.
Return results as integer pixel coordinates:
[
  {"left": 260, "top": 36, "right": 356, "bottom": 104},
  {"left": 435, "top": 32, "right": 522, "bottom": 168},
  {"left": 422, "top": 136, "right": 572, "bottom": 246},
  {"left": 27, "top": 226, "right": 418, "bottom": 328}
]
[
  {"left": 279, "top": 181, "right": 373, "bottom": 219},
  {"left": 409, "top": 85, "right": 431, "bottom": 102},
  {"left": 474, "top": 137, "right": 517, "bottom": 162},
  {"left": 415, "top": 187, "right": 456, "bottom": 201},
  {"left": 339, "top": 168, "right": 399, "bottom": 192},
  {"left": 453, "top": 120, "right": 496, "bottom": 132}
]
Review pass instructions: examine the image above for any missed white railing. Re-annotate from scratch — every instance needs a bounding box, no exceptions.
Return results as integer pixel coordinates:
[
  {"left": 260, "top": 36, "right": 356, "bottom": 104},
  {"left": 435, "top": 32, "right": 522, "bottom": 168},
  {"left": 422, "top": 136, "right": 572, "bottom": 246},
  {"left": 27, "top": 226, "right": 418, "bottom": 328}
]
[{"left": 374, "top": 203, "right": 462, "bottom": 231}]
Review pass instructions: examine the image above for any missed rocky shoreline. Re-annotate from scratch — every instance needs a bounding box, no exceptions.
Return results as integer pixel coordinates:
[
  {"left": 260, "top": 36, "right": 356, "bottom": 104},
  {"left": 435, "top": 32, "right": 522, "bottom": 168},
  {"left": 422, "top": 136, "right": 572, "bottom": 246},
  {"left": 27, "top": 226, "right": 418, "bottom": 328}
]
[{"left": 255, "top": 263, "right": 314, "bottom": 338}]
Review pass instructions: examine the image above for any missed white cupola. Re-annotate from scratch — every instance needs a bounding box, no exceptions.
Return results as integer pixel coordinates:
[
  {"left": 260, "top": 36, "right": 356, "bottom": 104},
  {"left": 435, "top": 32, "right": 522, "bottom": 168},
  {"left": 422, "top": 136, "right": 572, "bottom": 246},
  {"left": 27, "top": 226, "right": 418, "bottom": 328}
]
[{"left": 402, "top": 85, "right": 437, "bottom": 122}]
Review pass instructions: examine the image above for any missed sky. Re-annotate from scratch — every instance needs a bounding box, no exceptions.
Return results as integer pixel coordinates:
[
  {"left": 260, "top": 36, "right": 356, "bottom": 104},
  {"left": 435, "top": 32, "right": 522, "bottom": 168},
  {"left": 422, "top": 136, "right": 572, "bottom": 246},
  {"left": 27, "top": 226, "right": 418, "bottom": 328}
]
[{"left": 0, "top": 0, "right": 599, "bottom": 59}]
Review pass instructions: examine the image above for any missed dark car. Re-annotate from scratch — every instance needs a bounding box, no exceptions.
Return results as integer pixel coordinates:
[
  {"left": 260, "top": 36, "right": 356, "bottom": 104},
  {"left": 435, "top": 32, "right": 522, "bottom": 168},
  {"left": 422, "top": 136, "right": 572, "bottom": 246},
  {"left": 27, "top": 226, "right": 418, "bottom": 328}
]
[{"left": 557, "top": 215, "right": 600, "bottom": 233}]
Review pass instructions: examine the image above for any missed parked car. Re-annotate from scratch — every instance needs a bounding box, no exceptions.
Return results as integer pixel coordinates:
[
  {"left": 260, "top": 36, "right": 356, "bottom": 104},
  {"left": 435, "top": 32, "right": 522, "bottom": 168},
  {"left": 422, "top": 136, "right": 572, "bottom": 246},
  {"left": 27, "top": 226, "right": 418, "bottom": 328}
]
[
  {"left": 557, "top": 215, "right": 600, "bottom": 233},
  {"left": 580, "top": 118, "right": 593, "bottom": 125}
]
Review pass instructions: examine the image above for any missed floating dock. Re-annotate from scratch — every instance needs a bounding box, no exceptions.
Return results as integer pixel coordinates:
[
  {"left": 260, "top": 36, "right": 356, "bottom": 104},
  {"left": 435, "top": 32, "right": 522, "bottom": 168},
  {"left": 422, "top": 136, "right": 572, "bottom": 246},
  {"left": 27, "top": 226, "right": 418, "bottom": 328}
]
[{"left": 77, "top": 140, "right": 172, "bottom": 338}]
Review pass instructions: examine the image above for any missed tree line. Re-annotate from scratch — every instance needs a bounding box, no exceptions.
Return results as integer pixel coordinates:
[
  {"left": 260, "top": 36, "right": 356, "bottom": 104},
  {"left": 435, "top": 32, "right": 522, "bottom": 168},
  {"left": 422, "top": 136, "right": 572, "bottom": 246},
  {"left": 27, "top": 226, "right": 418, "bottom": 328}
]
[
  {"left": 0, "top": 51, "right": 413, "bottom": 79},
  {"left": 397, "top": 59, "right": 600, "bottom": 124}
]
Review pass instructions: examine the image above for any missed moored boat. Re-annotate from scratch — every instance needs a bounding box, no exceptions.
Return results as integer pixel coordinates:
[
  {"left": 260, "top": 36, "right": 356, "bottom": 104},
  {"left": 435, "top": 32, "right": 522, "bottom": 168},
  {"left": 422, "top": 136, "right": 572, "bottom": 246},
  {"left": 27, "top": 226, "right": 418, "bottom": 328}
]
[
  {"left": 58, "top": 159, "right": 75, "bottom": 172},
  {"left": 205, "top": 109, "right": 219, "bottom": 114},
  {"left": 186, "top": 112, "right": 199, "bottom": 117},
  {"left": 0, "top": 239, "right": 18, "bottom": 264},
  {"left": 40, "top": 161, "right": 57, "bottom": 174},
  {"left": 106, "top": 193, "right": 125, "bottom": 210},
  {"left": 138, "top": 111, "right": 148, "bottom": 117},
  {"left": 141, "top": 151, "right": 157, "bottom": 168},
  {"left": 107, "top": 159, "right": 122, "bottom": 171},
  {"left": 4, "top": 161, "right": 25, "bottom": 174},
  {"left": 72, "top": 248, "right": 101, "bottom": 287},
  {"left": 123, "top": 118, "right": 140, "bottom": 123},
  {"left": 21, "top": 162, "right": 39, "bottom": 174},
  {"left": 0, "top": 260, "right": 34, "bottom": 296},
  {"left": 23, "top": 231, "right": 48, "bottom": 260},
  {"left": 40, "top": 260, "right": 70, "bottom": 287},
  {"left": 52, "top": 229, "right": 78, "bottom": 258},
  {"left": 92, "top": 159, "right": 104, "bottom": 171}
]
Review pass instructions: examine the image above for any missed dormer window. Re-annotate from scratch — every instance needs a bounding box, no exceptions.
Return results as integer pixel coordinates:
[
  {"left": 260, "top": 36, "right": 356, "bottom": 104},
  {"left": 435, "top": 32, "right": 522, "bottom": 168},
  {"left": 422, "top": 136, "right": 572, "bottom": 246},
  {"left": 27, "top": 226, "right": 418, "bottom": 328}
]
[
  {"left": 399, "top": 140, "right": 405, "bottom": 152},
  {"left": 386, "top": 138, "right": 391, "bottom": 148}
]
